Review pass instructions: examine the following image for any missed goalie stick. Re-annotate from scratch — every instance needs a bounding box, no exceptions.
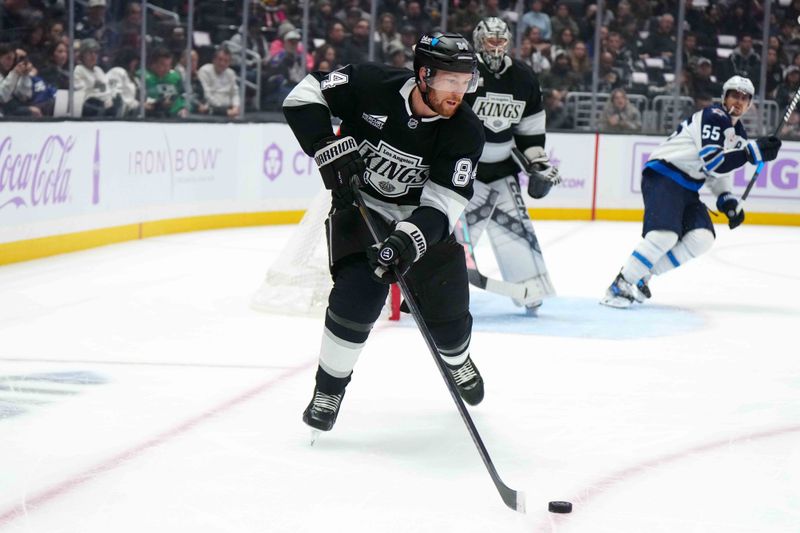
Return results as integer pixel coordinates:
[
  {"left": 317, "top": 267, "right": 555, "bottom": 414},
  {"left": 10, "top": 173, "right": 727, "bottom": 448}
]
[
  {"left": 742, "top": 87, "right": 800, "bottom": 201},
  {"left": 351, "top": 177, "right": 526, "bottom": 514}
]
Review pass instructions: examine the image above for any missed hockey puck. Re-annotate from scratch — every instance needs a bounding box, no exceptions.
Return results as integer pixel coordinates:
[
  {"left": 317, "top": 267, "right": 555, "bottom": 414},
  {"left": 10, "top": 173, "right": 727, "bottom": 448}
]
[{"left": 548, "top": 501, "right": 572, "bottom": 513}]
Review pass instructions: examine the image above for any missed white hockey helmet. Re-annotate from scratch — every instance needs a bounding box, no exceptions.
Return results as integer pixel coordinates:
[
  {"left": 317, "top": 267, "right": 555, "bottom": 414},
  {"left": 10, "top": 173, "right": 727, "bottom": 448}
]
[
  {"left": 473, "top": 17, "right": 511, "bottom": 73},
  {"left": 722, "top": 75, "right": 755, "bottom": 101}
]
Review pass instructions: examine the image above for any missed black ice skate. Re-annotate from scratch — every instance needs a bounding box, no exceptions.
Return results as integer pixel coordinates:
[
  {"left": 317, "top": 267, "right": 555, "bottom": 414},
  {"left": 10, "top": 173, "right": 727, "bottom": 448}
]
[
  {"left": 447, "top": 357, "right": 484, "bottom": 406},
  {"left": 303, "top": 388, "right": 345, "bottom": 432},
  {"left": 636, "top": 278, "right": 652, "bottom": 301}
]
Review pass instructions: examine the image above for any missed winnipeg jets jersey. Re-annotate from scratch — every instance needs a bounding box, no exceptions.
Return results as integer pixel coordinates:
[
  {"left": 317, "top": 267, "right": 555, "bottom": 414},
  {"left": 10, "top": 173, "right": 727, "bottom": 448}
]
[
  {"left": 645, "top": 104, "right": 751, "bottom": 195},
  {"left": 283, "top": 63, "right": 485, "bottom": 232},
  {"left": 464, "top": 56, "right": 546, "bottom": 182}
]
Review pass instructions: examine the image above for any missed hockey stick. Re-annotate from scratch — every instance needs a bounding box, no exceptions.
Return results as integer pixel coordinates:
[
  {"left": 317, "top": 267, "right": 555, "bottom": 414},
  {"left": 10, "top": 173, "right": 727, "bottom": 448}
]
[
  {"left": 741, "top": 88, "right": 800, "bottom": 201},
  {"left": 456, "top": 215, "right": 548, "bottom": 302},
  {"left": 351, "top": 178, "right": 526, "bottom": 514}
]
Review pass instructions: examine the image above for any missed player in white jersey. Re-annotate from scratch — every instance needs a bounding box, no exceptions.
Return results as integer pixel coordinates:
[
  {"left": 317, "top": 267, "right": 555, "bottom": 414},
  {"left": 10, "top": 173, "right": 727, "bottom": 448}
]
[
  {"left": 601, "top": 75, "right": 782, "bottom": 307},
  {"left": 460, "top": 17, "right": 561, "bottom": 315}
]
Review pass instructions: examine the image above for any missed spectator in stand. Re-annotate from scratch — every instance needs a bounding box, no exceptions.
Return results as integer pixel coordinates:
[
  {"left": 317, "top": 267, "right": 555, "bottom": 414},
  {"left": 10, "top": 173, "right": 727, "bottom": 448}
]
[
  {"left": 527, "top": 26, "right": 551, "bottom": 57},
  {"left": 0, "top": 0, "right": 33, "bottom": 45},
  {"left": 541, "top": 50, "right": 581, "bottom": 95},
  {"left": 198, "top": 47, "right": 239, "bottom": 118},
  {"left": 594, "top": 50, "right": 623, "bottom": 92},
  {"left": 778, "top": 20, "right": 800, "bottom": 62},
  {"left": 335, "top": 0, "right": 365, "bottom": 25},
  {"left": 375, "top": 13, "right": 402, "bottom": 63},
  {"left": 723, "top": 2, "right": 758, "bottom": 40},
  {"left": 343, "top": 7, "right": 365, "bottom": 33},
  {"left": 579, "top": 3, "right": 614, "bottom": 46},
  {"left": 480, "top": 0, "right": 507, "bottom": 21},
  {"left": 693, "top": 92, "right": 713, "bottom": 112},
  {"left": 166, "top": 26, "right": 187, "bottom": 63},
  {"left": 606, "top": 31, "right": 635, "bottom": 80},
  {"left": 228, "top": 16, "right": 271, "bottom": 71},
  {"left": 326, "top": 22, "right": 348, "bottom": 66},
  {"left": 269, "top": 23, "right": 313, "bottom": 70},
  {"left": 765, "top": 48, "right": 784, "bottom": 99},
  {"left": 379, "top": 0, "right": 404, "bottom": 21},
  {"left": 398, "top": 23, "right": 417, "bottom": 62},
  {"left": 768, "top": 35, "right": 789, "bottom": 67},
  {"left": 681, "top": 32, "right": 702, "bottom": 73},
  {"left": 342, "top": 18, "right": 370, "bottom": 65},
  {"left": 609, "top": 0, "right": 636, "bottom": 40},
  {"left": 552, "top": 26, "right": 575, "bottom": 57},
  {"left": 520, "top": 0, "right": 552, "bottom": 42},
  {"left": 724, "top": 34, "right": 760, "bottom": 89},
  {"left": 310, "top": 0, "right": 337, "bottom": 42},
  {"left": 776, "top": 66, "right": 800, "bottom": 110},
  {"left": 263, "top": 29, "right": 305, "bottom": 109},
  {"left": 22, "top": 17, "right": 48, "bottom": 67},
  {"left": 640, "top": 13, "right": 675, "bottom": 66},
  {"left": 75, "top": 0, "right": 118, "bottom": 64},
  {"left": 48, "top": 20, "right": 66, "bottom": 46},
  {"left": 693, "top": 4, "right": 721, "bottom": 49},
  {"left": 176, "top": 49, "right": 209, "bottom": 114},
  {"left": 401, "top": 0, "right": 433, "bottom": 35},
  {"left": 106, "top": 47, "right": 140, "bottom": 117},
  {"left": 551, "top": 3, "right": 579, "bottom": 44},
  {"left": 543, "top": 88, "right": 572, "bottom": 129},
  {"left": 0, "top": 45, "right": 40, "bottom": 117},
  {"left": 385, "top": 40, "right": 409, "bottom": 69},
  {"left": 519, "top": 35, "right": 550, "bottom": 74},
  {"left": 115, "top": 2, "right": 142, "bottom": 51},
  {"left": 451, "top": 0, "right": 481, "bottom": 37},
  {"left": 601, "top": 88, "right": 641, "bottom": 132},
  {"left": 73, "top": 38, "right": 121, "bottom": 117},
  {"left": 144, "top": 46, "right": 187, "bottom": 118},
  {"left": 260, "top": 0, "right": 288, "bottom": 35},
  {"left": 691, "top": 57, "right": 721, "bottom": 98},
  {"left": 38, "top": 40, "right": 70, "bottom": 90},
  {"left": 569, "top": 40, "right": 591, "bottom": 83},
  {"left": 313, "top": 43, "right": 340, "bottom": 71}
]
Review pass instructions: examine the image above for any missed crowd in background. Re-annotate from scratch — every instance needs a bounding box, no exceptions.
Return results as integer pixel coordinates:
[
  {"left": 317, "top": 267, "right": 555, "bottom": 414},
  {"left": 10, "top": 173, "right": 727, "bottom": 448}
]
[{"left": 2, "top": 0, "right": 800, "bottom": 136}]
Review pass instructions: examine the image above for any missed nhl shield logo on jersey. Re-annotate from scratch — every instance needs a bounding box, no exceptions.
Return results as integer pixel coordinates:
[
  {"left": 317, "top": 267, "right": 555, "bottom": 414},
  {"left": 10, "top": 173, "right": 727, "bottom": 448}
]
[
  {"left": 359, "top": 140, "right": 430, "bottom": 197},
  {"left": 471, "top": 92, "right": 526, "bottom": 133}
]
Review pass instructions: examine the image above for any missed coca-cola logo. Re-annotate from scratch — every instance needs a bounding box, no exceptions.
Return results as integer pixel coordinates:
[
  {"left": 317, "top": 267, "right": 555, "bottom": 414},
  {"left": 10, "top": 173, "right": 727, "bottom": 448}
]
[{"left": 0, "top": 135, "right": 75, "bottom": 210}]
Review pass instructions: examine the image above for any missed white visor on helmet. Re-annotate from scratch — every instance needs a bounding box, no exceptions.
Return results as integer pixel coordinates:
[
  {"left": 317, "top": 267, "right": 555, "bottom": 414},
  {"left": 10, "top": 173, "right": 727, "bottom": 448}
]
[{"left": 424, "top": 66, "right": 479, "bottom": 94}]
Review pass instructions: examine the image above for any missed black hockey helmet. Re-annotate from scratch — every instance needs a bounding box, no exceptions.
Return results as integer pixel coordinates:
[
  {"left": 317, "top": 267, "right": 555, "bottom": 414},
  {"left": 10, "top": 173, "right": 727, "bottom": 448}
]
[{"left": 413, "top": 32, "right": 479, "bottom": 93}]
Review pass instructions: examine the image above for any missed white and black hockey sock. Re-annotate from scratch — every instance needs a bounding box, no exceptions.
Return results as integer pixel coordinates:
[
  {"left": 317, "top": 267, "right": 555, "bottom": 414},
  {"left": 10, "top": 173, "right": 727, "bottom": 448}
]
[{"left": 651, "top": 229, "right": 715, "bottom": 276}]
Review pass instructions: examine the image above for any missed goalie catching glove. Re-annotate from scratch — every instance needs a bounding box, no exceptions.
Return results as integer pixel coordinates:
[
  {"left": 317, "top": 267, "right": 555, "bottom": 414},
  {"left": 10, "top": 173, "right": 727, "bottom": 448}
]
[
  {"left": 512, "top": 146, "right": 562, "bottom": 199},
  {"left": 313, "top": 135, "right": 366, "bottom": 208},
  {"left": 716, "top": 192, "right": 745, "bottom": 229},
  {"left": 366, "top": 222, "right": 427, "bottom": 284}
]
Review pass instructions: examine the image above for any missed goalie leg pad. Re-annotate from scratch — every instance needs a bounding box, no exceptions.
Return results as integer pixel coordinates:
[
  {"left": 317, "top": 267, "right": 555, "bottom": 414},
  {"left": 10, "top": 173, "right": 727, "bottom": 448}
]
[
  {"left": 485, "top": 176, "right": 555, "bottom": 301},
  {"left": 651, "top": 228, "right": 715, "bottom": 276},
  {"left": 458, "top": 180, "right": 498, "bottom": 247}
]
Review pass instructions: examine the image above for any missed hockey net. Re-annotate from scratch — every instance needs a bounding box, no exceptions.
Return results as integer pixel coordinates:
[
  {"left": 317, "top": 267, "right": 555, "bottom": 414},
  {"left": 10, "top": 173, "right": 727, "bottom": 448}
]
[{"left": 251, "top": 188, "right": 401, "bottom": 320}]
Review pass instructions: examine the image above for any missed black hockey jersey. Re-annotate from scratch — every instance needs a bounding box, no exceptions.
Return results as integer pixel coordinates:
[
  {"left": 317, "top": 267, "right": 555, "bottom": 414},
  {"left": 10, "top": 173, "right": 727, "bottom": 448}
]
[
  {"left": 283, "top": 63, "right": 485, "bottom": 238},
  {"left": 464, "top": 56, "right": 546, "bottom": 182}
]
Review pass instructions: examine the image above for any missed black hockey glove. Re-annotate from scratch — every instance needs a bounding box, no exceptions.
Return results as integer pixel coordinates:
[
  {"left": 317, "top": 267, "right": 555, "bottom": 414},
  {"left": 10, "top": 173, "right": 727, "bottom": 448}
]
[
  {"left": 313, "top": 135, "right": 366, "bottom": 208},
  {"left": 716, "top": 192, "right": 745, "bottom": 229},
  {"left": 746, "top": 136, "right": 782, "bottom": 164},
  {"left": 366, "top": 222, "right": 427, "bottom": 284}
]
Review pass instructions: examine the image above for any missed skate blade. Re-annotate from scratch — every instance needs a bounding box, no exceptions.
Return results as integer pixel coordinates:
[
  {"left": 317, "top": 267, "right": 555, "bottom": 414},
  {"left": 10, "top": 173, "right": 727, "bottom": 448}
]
[
  {"left": 599, "top": 295, "right": 633, "bottom": 309},
  {"left": 310, "top": 429, "right": 321, "bottom": 446}
]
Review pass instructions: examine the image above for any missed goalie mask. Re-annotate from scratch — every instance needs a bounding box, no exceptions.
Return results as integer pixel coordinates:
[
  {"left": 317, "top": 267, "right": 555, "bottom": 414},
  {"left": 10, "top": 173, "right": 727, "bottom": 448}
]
[
  {"left": 414, "top": 32, "right": 479, "bottom": 95},
  {"left": 473, "top": 17, "right": 511, "bottom": 73}
]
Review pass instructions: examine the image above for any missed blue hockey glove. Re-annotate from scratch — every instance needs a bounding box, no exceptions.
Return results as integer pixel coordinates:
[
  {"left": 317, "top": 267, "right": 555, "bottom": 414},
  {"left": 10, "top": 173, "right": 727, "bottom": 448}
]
[
  {"left": 313, "top": 135, "right": 366, "bottom": 208},
  {"left": 366, "top": 222, "right": 427, "bottom": 284},
  {"left": 716, "top": 192, "right": 745, "bottom": 229}
]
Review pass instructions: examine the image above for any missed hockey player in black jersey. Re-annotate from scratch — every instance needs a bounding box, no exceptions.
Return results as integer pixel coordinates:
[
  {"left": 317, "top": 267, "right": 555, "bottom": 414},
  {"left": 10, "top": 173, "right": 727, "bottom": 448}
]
[
  {"left": 283, "top": 33, "right": 487, "bottom": 433},
  {"left": 459, "top": 17, "right": 561, "bottom": 315},
  {"left": 601, "top": 75, "right": 782, "bottom": 308}
]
